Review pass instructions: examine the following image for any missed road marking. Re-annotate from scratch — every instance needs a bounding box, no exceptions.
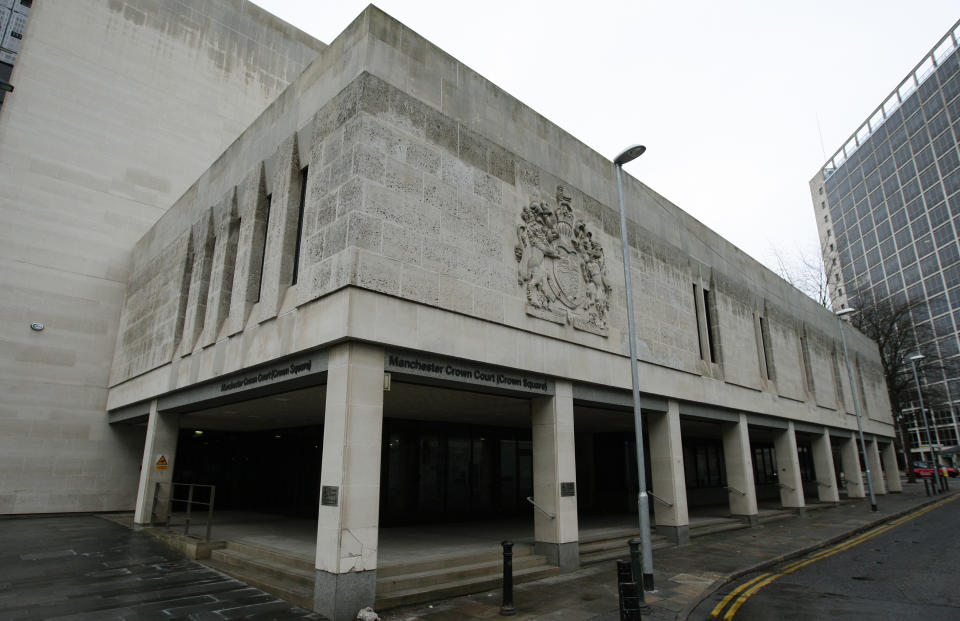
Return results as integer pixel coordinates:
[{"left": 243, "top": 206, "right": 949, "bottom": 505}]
[{"left": 709, "top": 494, "right": 959, "bottom": 620}]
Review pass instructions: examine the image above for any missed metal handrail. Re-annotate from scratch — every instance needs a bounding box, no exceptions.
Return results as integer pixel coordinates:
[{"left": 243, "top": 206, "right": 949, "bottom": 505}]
[
  {"left": 816, "top": 481, "right": 833, "bottom": 488},
  {"left": 777, "top": 483, "right": 795, "bottom": 492},
  {"left": 526, "top": 496, "right": 556, "bottom": 519},
  {"left": 648, "top": 491, "right": 673, "bottom": 507},
  {"left": 155, "top": 482, "right": 217, "bottom": 541},
  {"left": 725, "top": 486, "right": 746, "bottom": 496}
]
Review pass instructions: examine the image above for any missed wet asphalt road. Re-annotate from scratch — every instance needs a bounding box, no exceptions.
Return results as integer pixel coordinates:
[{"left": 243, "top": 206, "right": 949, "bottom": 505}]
[{"left": 693, "top": 495, "right": 960, "bottom": 620}]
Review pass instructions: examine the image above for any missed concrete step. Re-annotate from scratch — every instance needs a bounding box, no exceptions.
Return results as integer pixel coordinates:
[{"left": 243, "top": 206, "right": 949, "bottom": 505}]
[
  {"left": 378, "top": 544, "right": 535, "bottom": 578},
  {"left": 204, "top": 557, "right": 314, "bottom": 610},
  {"left": 377, "top": 553, "right": 551, "bottom": 594},
  {"left": 689, "top": 520, "right": 749, "bottom": 537},
  {"left": 374, "top": 562, "right": 564, "bottom": 610},
  {"left": 221, "top": 540, "right": 314, "bottom": 572},
  {"left": 209, "top": 546, "right": 314, "bottom": 587}
]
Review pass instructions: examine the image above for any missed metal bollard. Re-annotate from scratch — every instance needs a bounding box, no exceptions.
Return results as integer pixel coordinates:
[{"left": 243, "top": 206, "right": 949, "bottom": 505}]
[
  {"left": 500, "top": 541, "right": 515, "bottom": 616},
  {"left": 617, "top": 560, "right": 642, "bottom": 621},
  {"left": 923, "top": 478, "right": 930, "bottom": 496}
]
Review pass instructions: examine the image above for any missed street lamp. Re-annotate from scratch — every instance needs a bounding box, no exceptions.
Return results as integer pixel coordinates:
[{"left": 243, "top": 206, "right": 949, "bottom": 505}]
[
  {"left": 614, "top": 144, "right": 654, "bottom": 592},
  {"left": 835, "top": 307, "right": 878, "bottom": 511},
  {"left": 909, "top": 353, "right": 942, "bottom": 492}
]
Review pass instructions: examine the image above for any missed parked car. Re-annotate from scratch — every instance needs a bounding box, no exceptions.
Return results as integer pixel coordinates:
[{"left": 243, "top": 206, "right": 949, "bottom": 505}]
[{"left": 912, "top": 461, "right": 958, "bottom": 477}]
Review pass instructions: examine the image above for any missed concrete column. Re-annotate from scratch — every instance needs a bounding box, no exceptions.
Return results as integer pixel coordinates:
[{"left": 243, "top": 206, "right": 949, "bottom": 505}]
[
  {"left": 811, "top": 429, "right": 839, "bottom": 503},
  {"left": 133, "top": 400, "right": 179, "bottom": 525},
  {"left": 648, "top": 400, "right": 689, "bottom": 543},
  {"left": 531, "top": 380, "right": 579, "bottom": 568},
  {"left": 839, "top": 433, "right": 865, "bottom": 498},
  {"left": 867, "top": 437, "right": 887, "bottom": 495},
  {"left": 314, "top": 343, "right": 384, "bottom": 621},
  {"left": 881, "top": 442, "right": 903, "bottom": 493},
  {"left": 773, "top": 422, "right": 805, "bottom": 514},
  {"left": 722, "top": 414, "right": 758, "bottom": 524}
]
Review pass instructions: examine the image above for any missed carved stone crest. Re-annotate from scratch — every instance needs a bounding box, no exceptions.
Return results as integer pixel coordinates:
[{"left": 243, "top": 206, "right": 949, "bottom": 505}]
[{"left": 514, "top": 185, "right": 611, "bottom": 336}]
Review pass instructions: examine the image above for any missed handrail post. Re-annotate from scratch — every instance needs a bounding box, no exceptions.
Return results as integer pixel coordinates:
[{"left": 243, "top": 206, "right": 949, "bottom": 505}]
[
  {"left": 205, "top": 486, "right": 216, "bottom": 542},
  {"left": 184, "top": 484, "right": 194, "bottom": 537}
]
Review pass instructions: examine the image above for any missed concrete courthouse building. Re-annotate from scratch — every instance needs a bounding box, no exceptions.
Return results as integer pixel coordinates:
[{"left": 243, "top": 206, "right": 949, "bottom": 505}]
[
  {"left": 2, "top": 2, "right": 900, "bottom": 619},
  {"left": 811, "top": 20, "right": 960, "bottom": 457}
]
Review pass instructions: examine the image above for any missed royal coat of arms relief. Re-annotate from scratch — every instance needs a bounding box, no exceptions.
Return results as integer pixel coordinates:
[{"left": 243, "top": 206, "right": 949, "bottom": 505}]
[{"left": 514, "top": 185, "right": 611, "bottom": 336}]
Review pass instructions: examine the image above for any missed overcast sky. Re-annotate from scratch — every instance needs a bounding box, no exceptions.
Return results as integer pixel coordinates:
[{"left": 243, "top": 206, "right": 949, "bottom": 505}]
[{"left": 252, "top": 1, "right": 959, "bottom": 274}]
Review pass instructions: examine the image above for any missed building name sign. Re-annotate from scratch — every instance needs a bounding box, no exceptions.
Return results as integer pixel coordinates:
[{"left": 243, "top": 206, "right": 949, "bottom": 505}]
[
  {"left": 219, "top": 359, "right": 316, "bottom": 394},
  {"left": 157, "top": 350, "right": 328, "bottom": 413},
  {"left": 385, "top": 351, "right": 553, "bottom": 395}
]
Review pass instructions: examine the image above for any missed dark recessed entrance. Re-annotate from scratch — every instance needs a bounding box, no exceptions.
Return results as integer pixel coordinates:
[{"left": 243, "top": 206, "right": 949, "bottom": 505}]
[{"left": 379, "top": 420, "right": 532, "bottom": 526}]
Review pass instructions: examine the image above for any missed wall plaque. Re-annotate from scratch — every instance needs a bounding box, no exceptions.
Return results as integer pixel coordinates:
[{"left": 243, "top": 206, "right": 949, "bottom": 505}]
[
  {"left": 560, "top": 481, "right": 576, "bottom": 497},
  {"left": 321, "top": 485, "right": 339, "bottom": 507}
]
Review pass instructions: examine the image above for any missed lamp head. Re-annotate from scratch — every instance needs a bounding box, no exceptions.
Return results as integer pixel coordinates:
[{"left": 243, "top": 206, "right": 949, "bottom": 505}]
[
  {"left": 614, "top": 144, "right": 646, "bottom": 167},
  {"left": 835, "top": 307, "right": 856, "bottom": 317},
  {"left": 910, "top": 354, "right": 926, "bottom": 362}
]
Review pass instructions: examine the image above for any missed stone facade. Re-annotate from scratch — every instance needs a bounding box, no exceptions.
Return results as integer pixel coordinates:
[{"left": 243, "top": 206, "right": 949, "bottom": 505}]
[
  {"left": 0, "top": 0, "right": 325, "bottom": 514},
  {"left": 109, "top": 8, "right": 893, "bottom": 436}
]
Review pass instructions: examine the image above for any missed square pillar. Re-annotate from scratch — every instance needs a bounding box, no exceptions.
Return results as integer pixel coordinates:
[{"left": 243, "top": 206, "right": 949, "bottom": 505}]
[
  {"left": 773, "top": 422, "right": 805, "bottom": 514},
  {"left": 314, "top": 343, "right": 384, "bottom": 621},
  {"left": 531, "top": 380, "right": 579, "bottom": 568},
  {"left": 839, "top": 432, "right": 865, "bottom": 498},
  {"left": 881, "top": 442, "right": 903, "bottom": 493},
  {"left": 648, "top": 400, "right": 689, "bottom": 543},
  {"left": 867, "top": 437, "right": 887, "bottom": 495},
  {"left": 811, "top": 429, "right": 839, "bottom": 503},
  {"left": 722, "top": 414, "right": 758, "bottom": 524},
  {"left": 133, "top": 400, "right": 179, "bottom": 525}
]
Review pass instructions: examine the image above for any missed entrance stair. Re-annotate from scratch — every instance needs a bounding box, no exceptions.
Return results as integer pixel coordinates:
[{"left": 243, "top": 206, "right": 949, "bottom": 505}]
[
  {"left": 578, "top": 529, "right": 671, "bottom": 566},
  {"left": 375, "top": 544, "right": 562, "bottom": 610},
  {"left": 203, "top": 541, "right": 315, "bottom": 609}
]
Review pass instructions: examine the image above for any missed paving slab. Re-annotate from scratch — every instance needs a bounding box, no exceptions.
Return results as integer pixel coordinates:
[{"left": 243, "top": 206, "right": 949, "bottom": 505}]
[{"left": 0, "top": 515, "right": 323, "bottom": 620}]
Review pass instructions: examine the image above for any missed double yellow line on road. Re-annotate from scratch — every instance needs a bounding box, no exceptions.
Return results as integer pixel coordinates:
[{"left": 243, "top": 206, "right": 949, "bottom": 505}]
[{"left": 709, "top": 494, "right": 959, "bottom": 620}]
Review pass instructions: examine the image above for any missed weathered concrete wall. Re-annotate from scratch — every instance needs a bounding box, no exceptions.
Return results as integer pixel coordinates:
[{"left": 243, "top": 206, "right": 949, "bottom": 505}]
[
  {"left": 0, "top": 0, "right": 324, "bottom": 514},
  {"left": 107, "top": 6, "right": 895, "bottom": 444}
]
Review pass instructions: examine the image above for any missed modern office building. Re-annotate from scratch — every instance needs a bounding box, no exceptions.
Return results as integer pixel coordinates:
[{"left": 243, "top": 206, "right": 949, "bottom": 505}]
[
  {"left": 811, "top": 19, "right": 960, "bottom": 459},
  {"left": 3, "top": 3, "right": 899, "bottom": 620}
]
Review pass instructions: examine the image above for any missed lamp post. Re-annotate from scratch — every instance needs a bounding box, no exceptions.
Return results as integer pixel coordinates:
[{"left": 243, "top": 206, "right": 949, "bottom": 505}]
[
  {"left": 909, "top": 354, "right": 942, "bottom": 492},
  {"left": 614, "top": 144, "right": 654, "bottom": 591},
  {"left": 835, "top": 307, "right": 878, "bottom": 511}
]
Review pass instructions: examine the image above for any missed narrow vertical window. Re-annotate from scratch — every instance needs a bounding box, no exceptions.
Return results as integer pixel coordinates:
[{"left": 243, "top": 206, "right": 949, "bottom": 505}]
[
  {"left": 291, "top": 166, "right": 308, "bottom": 285},
  {"left": 255, "top": 195, "right": 271, "bottom": 302},
  {"left": 702, "top": 287, "right": 718, "bottom": 363},
  {"left": 759, "top": 316, "right": 775, "bottom": 380},
  {"left": 693, "top": 284, "right": 705, "bottom": 360},
  {"left": 800, "top": 330, "right": 815, "bottom": 395}
]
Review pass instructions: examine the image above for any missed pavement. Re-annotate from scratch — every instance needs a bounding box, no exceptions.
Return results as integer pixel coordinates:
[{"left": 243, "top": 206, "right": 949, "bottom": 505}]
[
  {"left": 381, "top": 480, "right": 954, "bottom": 621},
  {"left": 0, "top": 479, "right": 951, "bottom": 621}
]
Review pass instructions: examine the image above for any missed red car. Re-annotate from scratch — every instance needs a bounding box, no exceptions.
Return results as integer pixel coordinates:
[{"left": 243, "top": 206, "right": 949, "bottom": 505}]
[{"left": 912, "top": 461, "right": 958, "bottom": 477}]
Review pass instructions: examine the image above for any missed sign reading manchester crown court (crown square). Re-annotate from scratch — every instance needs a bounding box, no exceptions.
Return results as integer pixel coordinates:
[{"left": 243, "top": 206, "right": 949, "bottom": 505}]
[{"left": 385, "top": 350, "right": 554, "bottom": 395}]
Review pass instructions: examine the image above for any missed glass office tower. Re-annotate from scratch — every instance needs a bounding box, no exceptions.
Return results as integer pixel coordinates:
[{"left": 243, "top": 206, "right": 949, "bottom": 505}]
[{"left": 811, "top": 20, "right": 960, "bottom": 457}]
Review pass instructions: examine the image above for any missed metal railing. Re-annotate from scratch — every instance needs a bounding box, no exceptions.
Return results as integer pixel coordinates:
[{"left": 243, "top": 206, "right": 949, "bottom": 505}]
[
  {"left": 648, "top": 491, "right": 673, "bottom": 507},
  {"left": 525, "top": 496, "right": 556, "bottom": 519},
  {"left": 777, "top": 483, "right": 795, "bottom": 492},
  {"left": 152, "top": 482, "right": 216, "bottom": 541}
]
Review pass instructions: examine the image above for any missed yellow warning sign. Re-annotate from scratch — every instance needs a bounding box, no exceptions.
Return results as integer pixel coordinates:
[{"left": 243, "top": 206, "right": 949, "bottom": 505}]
[{"left": 155, "top": 455, "right": 168, "bottom": 471}]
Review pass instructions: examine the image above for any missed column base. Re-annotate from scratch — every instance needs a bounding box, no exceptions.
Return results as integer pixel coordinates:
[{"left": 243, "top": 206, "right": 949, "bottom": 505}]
[
  {"left": 734, "top": 513, "right": 758, "bottom": 526},
  {"left": 535, "top": 541, "right": 579, "bottom": 569},
  {"left": 656, "top": 524, "right": 690, "bottom": 545},
  {"left": 786, "top": 506, "right": 806, "bottom": 517},
  {"left": 314, "top": 569, "right": 377, "bottom": 621}
]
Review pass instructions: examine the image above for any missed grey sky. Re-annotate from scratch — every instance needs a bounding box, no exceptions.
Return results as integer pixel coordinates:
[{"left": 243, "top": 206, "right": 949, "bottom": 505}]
[{"left": 251, "top": 1, "right": 959, "bottom": 274}]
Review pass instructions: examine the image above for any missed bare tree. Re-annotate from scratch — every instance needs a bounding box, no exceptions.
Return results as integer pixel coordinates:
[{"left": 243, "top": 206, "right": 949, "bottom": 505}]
[
  {"left": 846, "top": 287, "right": 954, "bottom": 476},
  {"left": 768, "top": 244, "right": 831, "bottom": 309}
]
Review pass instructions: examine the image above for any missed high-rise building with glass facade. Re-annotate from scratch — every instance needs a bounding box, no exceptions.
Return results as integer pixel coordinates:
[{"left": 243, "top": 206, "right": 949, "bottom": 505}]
[{"left": 811, "top": 19, "right": 960, "bottom": 455}]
